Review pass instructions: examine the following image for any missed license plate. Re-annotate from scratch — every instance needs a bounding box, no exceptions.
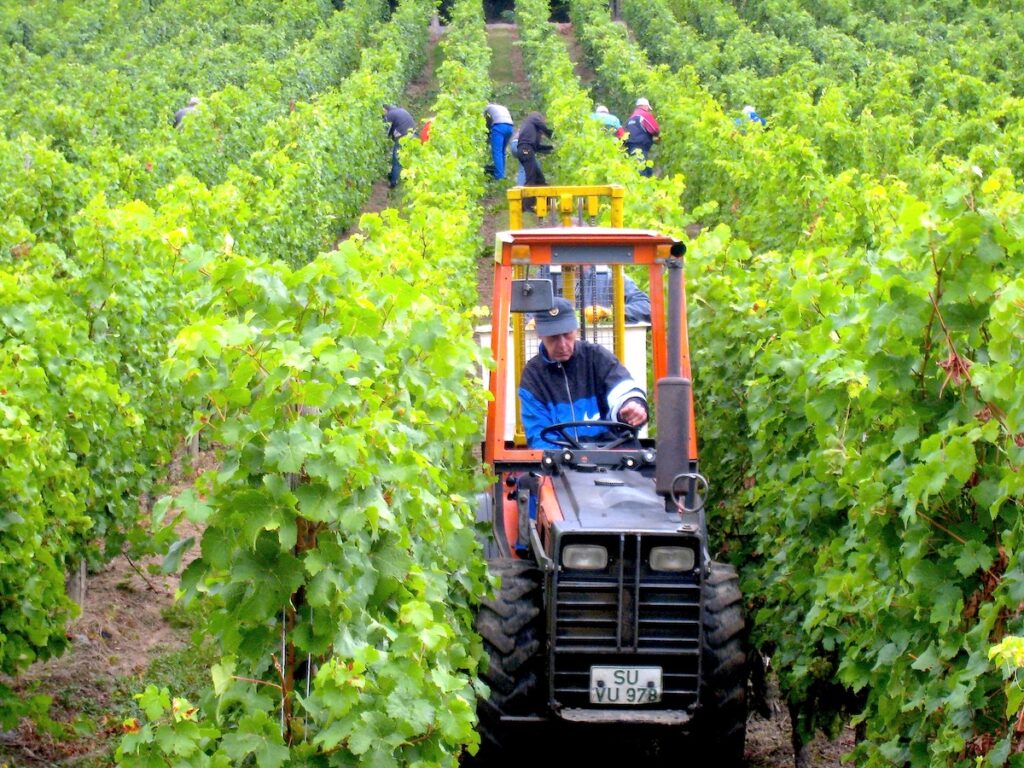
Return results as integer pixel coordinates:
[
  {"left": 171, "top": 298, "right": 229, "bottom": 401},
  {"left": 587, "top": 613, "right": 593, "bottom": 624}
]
[{"left": 590, "top": 666, "right": 662, "bottom": 705}]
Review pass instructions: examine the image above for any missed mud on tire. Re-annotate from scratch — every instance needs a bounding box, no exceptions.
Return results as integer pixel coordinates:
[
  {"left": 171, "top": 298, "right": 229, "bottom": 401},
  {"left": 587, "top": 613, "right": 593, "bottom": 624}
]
[
  {"left": 469, "top": 558, "right": 544, "bottom": 763},
  {"left": 697, "top": 561, "right": 748, "bottom": 765}
]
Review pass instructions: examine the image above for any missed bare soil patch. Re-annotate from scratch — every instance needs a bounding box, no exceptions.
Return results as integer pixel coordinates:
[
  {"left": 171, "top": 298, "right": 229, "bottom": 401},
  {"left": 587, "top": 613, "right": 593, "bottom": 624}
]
[
  {"left": 746, "top": 676, "right": 855, "bottom": 767},
  {"left": 0, "top": 450, "right": 216, "bottom": 767}
]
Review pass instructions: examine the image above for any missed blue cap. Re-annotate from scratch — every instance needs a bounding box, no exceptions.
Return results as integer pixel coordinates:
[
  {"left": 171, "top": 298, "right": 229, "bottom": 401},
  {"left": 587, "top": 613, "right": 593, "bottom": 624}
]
[{"left": 535, "top": 297, "right": 578, "bottom": 336}]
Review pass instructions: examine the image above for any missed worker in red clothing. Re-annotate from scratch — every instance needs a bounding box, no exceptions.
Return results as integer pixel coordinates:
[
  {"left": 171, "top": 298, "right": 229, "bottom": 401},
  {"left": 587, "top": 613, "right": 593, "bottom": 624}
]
[{"left": 622, "top": 97, "right": 661, "bottom": 178}]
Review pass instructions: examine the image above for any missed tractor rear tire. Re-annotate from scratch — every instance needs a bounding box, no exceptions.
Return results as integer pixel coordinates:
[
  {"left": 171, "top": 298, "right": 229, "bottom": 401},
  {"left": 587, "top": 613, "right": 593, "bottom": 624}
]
[
  {"left": 469, "top": 558, "right": 544, "bottom": 764},
  {"left": 697, "top": 561, "right": 748, "bottom": 766}
]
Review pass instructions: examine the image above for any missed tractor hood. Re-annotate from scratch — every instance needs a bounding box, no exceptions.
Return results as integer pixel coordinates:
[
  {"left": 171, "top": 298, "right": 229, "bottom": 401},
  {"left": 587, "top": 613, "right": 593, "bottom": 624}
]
[{"left": 548, "top": 468, "right": 697, "bottom": 533}]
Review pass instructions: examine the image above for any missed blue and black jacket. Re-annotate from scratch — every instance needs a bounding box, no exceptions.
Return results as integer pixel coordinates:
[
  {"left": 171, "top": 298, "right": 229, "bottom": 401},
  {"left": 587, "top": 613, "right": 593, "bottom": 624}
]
[{"left": 519, "top": 340, "right": 647, "bottom": 449}]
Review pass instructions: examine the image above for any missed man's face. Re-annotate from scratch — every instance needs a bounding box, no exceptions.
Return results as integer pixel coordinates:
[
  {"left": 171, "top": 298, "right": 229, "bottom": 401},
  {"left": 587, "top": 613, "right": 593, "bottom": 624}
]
[{"left": 541, "top": 330, "right": 577, "bottom": 362}]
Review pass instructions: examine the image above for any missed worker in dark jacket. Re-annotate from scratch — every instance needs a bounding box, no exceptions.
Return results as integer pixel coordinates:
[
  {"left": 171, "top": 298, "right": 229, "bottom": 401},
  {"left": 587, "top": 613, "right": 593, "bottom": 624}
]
[
  {"left": 515, "top": 112, "right": 553, "bottom": 210},
  {"left": 383, "top": 104, "right": 415, "bottom": 188},
  {"left": 172, "top": 96, "right": 199, "bottom": 128},
  {"left": 519, "top": 298, "right": 648, "bottom": 449}
]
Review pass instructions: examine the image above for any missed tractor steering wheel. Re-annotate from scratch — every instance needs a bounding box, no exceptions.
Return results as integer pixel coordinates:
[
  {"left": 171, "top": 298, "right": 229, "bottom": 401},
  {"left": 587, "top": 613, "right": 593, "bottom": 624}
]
[{"left": 539, "top": 420, "right": 640, "bottom": 450}]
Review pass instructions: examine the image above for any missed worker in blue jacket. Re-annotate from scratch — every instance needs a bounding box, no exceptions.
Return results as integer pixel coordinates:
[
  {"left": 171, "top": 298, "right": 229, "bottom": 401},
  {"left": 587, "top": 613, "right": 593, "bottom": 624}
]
[
  {"left": 734, "top": 104, "right": 767, "bottom": 131},
  {"left": 519, "top": 298, "right": 648, "bottom": 449}
]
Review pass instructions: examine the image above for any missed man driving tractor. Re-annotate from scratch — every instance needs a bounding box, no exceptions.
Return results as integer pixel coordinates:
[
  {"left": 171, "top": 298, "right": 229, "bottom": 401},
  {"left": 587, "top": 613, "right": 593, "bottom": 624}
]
[
  {"left": 518, "top": 297, "right": 648, "bottom": 449},
  {"left": 474, "top": 186, "right": 747, "bottom": 766}
]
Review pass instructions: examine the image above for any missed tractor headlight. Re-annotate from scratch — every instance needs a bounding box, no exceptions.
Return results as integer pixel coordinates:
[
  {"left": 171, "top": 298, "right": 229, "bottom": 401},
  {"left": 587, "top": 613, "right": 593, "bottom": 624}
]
[
  {"left": 650, "top": 546, "right": 695, "bottom": 572},
  {"left": 562, "top": 544, "right": 609, "bottom": 570}
]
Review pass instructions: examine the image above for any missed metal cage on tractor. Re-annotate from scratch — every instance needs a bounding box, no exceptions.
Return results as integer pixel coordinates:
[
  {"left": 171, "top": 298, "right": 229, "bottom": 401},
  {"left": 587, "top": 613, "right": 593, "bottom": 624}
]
[{"left": 472, "top": 185, "right": 748, "bottom": 763}]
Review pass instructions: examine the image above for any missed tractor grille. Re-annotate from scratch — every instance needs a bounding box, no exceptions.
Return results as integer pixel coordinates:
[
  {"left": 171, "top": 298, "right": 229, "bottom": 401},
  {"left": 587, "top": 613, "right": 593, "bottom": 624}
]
[{"left": 551, "top": 534, "right": 702, "bottom": 709}]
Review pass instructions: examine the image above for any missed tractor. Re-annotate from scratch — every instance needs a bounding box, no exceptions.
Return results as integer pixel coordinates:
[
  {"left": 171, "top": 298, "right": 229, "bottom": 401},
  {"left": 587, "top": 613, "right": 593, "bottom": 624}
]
[{"left": 473, "top": 185, "right": 747, "bottom": 763}]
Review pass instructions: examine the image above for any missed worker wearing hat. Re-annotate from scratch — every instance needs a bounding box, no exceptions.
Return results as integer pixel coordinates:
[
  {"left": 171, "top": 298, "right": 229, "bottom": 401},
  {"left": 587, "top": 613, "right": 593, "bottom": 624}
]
[
  {"left": 622, "top": 97, "right": 661, "bottom": 177},
  {"left": 589, "top": 103, "right": 621, "bottom": 133},
  {"left": 518, "top": 297, "right": 648, "bottom": 448}
]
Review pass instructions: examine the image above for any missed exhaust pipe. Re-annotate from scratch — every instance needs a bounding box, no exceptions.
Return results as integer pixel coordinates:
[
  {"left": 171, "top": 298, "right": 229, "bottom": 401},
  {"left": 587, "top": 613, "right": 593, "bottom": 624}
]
[
  {"left": 665, "top": 253, "right": 683, "bottom": 379},
  {"left": 655, "top": 376, "right": 691, "bottom": 508},
  {"left": 656, "top": 248, "right": 691, "bottom": 511}
]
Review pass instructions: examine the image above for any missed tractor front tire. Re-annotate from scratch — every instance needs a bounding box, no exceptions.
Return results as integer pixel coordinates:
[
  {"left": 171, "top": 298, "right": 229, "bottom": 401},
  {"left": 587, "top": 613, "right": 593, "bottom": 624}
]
[
  {"left": 698, "top": 561, "right": 748, "bottom": 765},
  {"left": 470, "top": 558, "right": 544, "bottom": 763}
]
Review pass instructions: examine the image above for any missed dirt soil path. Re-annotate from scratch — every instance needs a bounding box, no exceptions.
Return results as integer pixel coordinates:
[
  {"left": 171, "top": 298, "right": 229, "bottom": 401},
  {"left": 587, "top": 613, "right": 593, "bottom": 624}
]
[{"left": 475, "top": 23, "right": 534, "bottom": 314}]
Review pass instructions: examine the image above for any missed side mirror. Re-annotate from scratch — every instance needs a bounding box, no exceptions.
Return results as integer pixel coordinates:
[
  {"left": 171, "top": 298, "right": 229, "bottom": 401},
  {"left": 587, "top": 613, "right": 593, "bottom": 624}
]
[{"left": 510, "top": 279, "right": 554, "bottom": 313}]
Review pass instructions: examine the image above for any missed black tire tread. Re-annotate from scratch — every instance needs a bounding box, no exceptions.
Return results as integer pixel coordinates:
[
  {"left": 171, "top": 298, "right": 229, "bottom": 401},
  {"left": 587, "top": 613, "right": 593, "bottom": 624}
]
[
  {"left": 698, "top": 561, "right": 748, "bottom": 766},
  {"left": 471, "top": 558, "right": 544, "bottom": 760},
  {"left": 704, "top": 604, "right": 745, "bottom": 648}
]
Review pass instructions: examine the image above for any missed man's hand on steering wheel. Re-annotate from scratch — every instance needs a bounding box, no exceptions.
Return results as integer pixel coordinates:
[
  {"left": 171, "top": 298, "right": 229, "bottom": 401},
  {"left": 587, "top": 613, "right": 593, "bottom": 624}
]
[{"left": 618, "top": 398, "right": 648, "bottom": 427}]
